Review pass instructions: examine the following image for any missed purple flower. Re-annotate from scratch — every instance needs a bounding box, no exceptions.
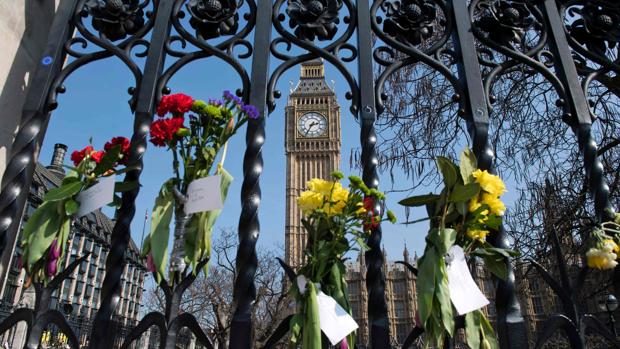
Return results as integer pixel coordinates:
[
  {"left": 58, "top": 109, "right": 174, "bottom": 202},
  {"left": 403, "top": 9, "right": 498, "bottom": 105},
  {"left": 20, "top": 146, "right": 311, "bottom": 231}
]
[
  {"left": 147, "top": 254, "right": 156, "bottom": 273},
  {"left": 242, "top": 104, "right": 260, "bottom": 119},
  {"left": 208, "top": 98, "right": 223, "bottom": 106},
  {"left": 222, "top": 90, "right": 243, "bottom": 106},
  {"left": 49, "top": 239, "right": 61, "bottom": 260},
  {"left": 46, "top": 259, "right": 58, "bottom": 277},
  {"left": 339, "top": 340, "right": 348, "bottom": 349}
]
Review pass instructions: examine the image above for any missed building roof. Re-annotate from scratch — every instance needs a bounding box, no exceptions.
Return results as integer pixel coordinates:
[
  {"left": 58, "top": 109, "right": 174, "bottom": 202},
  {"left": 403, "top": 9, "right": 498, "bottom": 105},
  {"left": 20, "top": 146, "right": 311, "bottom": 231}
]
[{"left": 290, "top": 59, "right": 335, "bottom": 97}]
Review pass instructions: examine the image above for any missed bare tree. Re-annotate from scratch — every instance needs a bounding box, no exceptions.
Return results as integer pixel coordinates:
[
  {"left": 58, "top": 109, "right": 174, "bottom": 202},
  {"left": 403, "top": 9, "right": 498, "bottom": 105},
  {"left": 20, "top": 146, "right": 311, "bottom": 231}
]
[{"left": 143, "top": 229, "right": 288, "bottom": 348}]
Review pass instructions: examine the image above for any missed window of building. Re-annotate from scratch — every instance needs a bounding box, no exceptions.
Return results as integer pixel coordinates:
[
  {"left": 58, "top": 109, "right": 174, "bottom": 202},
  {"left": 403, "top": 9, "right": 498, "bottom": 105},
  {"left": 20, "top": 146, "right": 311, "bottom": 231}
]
[
  {"left": 84, "top": 239, "right": 93, "bottom": 252},
  {"left": 532, "top": 297, "right": 544, "bottom": 314},
  {"left": 393, "top": 281, "right": 406, "bottom": 295},
  {"left": 396, "top": 323, "right": 409, "bottom": 343},
  {"left": 394, "top": 301, "right": 406, "bottom": 318},
  {"left": 76, "top": 281, "right": 84, "bottom": 295}
]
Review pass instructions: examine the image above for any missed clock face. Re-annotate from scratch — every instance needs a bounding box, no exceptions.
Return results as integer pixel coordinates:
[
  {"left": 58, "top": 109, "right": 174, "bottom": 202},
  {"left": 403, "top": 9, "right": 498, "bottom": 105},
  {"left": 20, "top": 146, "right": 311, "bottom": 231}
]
[{"left": 298, "top": 112, "right": 327, "bottom": 137}]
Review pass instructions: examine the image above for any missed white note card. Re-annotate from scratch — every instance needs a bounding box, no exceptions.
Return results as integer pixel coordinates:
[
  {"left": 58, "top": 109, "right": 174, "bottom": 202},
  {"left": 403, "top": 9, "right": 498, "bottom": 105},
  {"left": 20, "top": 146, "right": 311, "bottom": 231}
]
[
  {"left": 446, "top": 245, "right": 489, "bottom": 315},
  {"left": 76, "top": 175, "right": 116, "bottom": 217},
  {"left": 184, "top": 175, "right": 224, "bottom": 215},
  {"left": 317, "top": 291, "right": 358, "bottom": 345}
]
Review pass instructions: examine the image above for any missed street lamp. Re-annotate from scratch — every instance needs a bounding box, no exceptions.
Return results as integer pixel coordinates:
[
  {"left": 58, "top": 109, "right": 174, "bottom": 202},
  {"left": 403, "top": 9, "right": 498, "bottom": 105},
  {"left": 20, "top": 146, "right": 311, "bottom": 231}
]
[{"left": 598, "top": 294, "right": 619, "bottom": 336}]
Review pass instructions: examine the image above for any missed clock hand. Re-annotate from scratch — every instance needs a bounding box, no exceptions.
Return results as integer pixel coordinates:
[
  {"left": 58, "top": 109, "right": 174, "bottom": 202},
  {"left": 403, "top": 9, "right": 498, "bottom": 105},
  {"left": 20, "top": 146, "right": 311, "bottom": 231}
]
[{"left": 307, "top": 121, "right": 318, "bottom": 132}]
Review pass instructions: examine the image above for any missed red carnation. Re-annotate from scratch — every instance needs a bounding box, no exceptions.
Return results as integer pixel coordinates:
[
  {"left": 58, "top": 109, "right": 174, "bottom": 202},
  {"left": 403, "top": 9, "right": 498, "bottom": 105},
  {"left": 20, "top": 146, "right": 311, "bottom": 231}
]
[
  {"left": 105, "top": 136, "right": 131, "bottom": 164},
  {"left": 149, "top": 117, "right": 186, "bottom": 147},
  {"left": 363, "top": 197, "right": 380, "bottom": 231},
  {"left": 70, "top": 145, "right": 94, "bottom": 166},
  {"left": 91, "top": 150, "right": 105, "bottom": 164},
  {"left": 156, "top": 93, "right": 194, "bottom": 116}
]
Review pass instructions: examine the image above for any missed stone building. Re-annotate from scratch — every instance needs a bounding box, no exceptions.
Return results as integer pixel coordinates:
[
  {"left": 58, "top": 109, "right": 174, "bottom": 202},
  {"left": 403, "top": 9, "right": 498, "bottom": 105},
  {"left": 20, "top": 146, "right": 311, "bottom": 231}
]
[
  {"left": 345, "top": 248, "right": 418, "bottom": 347},
  {"left": 0, "top": 144, "right": 146, "bottom": 348}
]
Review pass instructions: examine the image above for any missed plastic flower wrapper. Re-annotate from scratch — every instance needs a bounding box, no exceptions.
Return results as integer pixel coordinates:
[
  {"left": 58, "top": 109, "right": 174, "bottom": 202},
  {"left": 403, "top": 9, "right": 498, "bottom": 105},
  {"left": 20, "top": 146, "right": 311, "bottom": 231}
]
[
  {"left": 398, "top": 148, "right": 518, "bottom": 349},
  {"left": 20, "top": 137, "right": 135, "bottom": 284},
  {"left": 283, "top": 171, "right": 395, "bottom": 349},
  {"left": 141, "top": 91, "right": 259, "bottom": 284}
]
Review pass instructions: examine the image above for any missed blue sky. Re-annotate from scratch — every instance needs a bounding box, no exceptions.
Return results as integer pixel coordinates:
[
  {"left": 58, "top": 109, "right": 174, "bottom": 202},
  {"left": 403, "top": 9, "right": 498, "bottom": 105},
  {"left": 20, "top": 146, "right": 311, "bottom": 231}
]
[{"left": 36, "top": 10, "right": 521, "bottom": 272}]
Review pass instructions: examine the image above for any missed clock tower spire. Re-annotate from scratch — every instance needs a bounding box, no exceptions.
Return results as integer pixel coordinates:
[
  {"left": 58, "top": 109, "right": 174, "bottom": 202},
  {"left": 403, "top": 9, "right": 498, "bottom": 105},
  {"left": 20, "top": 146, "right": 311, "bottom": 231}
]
[{"left": 285, "top": 59, "right": 341, "bottom": 268}]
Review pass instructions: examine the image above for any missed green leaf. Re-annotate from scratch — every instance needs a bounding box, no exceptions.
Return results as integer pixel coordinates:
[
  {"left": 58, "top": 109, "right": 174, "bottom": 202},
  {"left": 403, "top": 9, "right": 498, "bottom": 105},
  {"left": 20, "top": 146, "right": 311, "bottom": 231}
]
[
  {"left": 64, "top": 199, "right": 79, "bottom": 216},
  {"left": 302, "top": 283, "right": 322, "bottom": 349},
  {"left": 485, "top": 214, "right": 502, "bottom": 230},
  {"left": 416, "top": 249, "right": 438, "bottom": 325},
  {"left": 24, "top": 203, "right": 66, "bottom": 269},
  {"left": 436, "top": 156, "right": 458, "bottom": 188},
  {"left": 355, "top": 237, "right": 370, "bottom": 251},
  {"left": 114, "top": 181, "right": 139, "bottom": 192},
  {"left": 455, "top": 201, "right": 468, "bottom": 216},
  {"left": 436, "top": 259, "right": 454, "bottom": 336},
  {"left": 399, "top": 194, "right": 440, "bottom": 207},
  {"left": 149, "top": 179, "right": 175, "bottom": 282},
  {"left": 465, "top": 311, "right": 481, "bottom": 349},
  {"left": 429, "top": 228, "right": 456, "bottom": 255},
  {"left": 43, "top": 181, "right": 83, "bottom": 201},
  {"left": 460, "top": 148, "right": 477, "bottom": 184},
  {"left": 449, "top": 183, "right": 481, "bottom": 202},
  {"left": 289, "top": 314, "right": 303, "bottom": 346},
  {"left": 483, "top": 254, "right": 508, "bottom": 280},
  {"left": 93, "top": 145, "right": 122, "bottom": 176},
  {"left": 480, "top": 312, "right": 500, "bottom": 349}
]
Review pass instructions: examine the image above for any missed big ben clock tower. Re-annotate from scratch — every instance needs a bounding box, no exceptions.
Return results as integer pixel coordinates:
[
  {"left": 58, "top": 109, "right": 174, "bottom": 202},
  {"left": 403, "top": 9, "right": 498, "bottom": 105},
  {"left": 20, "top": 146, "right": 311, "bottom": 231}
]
[{"left": 285, "top": 59, "right": 341, "bottom": 268}]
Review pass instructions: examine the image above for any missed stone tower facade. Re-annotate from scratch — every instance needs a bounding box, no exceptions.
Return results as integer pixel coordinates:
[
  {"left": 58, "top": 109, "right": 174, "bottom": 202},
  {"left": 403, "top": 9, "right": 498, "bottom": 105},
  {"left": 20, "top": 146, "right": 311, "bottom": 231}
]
[{"left": 284, "top": 59, "right": 341, "bottom": 268}]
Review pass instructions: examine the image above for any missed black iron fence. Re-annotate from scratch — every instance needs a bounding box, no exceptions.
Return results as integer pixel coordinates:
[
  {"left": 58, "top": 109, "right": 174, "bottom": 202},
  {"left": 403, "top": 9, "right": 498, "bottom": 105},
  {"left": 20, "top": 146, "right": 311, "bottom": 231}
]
[{"left": 0, "top": 0, "right": 618, "bottom": 348}]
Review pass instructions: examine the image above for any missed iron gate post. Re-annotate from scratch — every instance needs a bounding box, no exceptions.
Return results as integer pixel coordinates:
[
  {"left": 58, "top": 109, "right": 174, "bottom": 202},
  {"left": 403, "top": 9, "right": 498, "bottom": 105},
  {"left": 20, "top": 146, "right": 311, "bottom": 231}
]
[
  {"left": 357, "top": 0, "right": 391, "bottom": 347},
  {"left": 450, "top": 1, "right": 528, "bottom": 348},
  {"left": 88, "top": 0, "right": 175, "bottom": 347},
  {"left": 229, "top": 0, "right": 273, "bottom": 347}
]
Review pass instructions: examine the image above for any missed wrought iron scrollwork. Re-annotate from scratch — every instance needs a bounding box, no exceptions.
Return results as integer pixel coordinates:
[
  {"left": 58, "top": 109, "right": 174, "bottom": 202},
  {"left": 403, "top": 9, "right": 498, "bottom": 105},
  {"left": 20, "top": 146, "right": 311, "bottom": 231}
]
[{"left": 268, "top": 0, "right": 359, "bottom": 114}]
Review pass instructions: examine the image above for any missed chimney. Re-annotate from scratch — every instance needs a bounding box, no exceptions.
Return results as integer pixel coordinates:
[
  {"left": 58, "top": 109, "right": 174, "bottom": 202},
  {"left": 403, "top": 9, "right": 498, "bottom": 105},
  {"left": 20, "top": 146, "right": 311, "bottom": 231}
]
[{"left": 47, "top": 143, "right": 68, "bottom": 177}]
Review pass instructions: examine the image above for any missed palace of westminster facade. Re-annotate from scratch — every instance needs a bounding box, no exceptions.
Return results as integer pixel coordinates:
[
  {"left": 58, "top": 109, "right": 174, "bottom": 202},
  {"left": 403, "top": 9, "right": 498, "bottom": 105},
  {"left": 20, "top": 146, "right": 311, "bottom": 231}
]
[{"left": 284, "top": 60, "right": 617, "bottom": 347}]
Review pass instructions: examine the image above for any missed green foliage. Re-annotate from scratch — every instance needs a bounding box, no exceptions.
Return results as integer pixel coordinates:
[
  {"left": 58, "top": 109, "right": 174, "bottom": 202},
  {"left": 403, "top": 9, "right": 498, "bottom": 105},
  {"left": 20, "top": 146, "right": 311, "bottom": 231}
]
[
  {"left": 148, "top": 179, "right": 175, "bottom": 282},
  {"left": 399, "top": 148, "right": 515, "bottom": 349},
  {"left": 43, "top": 182, "right": 83, "bottom": 202}
]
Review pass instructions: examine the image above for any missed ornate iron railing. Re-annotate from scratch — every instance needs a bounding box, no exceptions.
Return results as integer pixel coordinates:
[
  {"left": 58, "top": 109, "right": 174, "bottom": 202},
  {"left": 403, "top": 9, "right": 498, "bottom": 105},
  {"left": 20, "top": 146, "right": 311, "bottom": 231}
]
[{"left": 0, "top": 0, "right": 617, "bottom": 348}]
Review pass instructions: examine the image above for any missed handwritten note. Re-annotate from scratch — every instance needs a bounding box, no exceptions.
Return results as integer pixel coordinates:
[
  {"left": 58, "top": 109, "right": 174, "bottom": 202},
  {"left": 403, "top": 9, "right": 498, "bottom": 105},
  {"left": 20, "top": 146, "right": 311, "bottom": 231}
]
[
  {"left": 317, "top": 291, "right": 358, "bottom": 345},
  {"left": 184, "top": 175, "right": 224, "bottom": 215},
  {"left": 446, "top": 245, "right": 489, "bottom": 315},
  {"left": 76, "top": 175, "right": 116, "bottom": 217}
]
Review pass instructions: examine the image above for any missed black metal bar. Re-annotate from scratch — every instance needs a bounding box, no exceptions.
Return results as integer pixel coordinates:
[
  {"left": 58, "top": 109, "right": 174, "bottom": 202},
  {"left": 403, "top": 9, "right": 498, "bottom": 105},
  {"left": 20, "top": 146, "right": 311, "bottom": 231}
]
[
  {"left": 451, "top": 1, "right": 527, "bottom": 348},
  {"left": 0, "top": 0, "right": 78, "bottom": 288},
  {"left": 88, "top": 0, "right": 175, "bottom": 347},
  {"left": 541, "top": 0, "right": 613, "bottom": 223},
  {"left": 229, "top": 0, "right": 272, "bottom": 347},
  {"left": 357, "top": 0, "right": 390, "bottom": 347}
]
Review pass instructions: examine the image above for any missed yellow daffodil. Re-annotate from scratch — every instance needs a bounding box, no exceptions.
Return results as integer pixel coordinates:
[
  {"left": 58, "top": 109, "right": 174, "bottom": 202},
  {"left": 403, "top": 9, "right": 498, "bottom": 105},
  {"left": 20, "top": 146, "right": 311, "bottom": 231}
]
[
  {"left": 467, "top": 228, "right": 490, "bottom": 242},
  {"left": 298, "top": 191, "right": 324, "bottom": 213},
  {"left": 603, "top": 239, "right": 620, "bottom": 254},
  {"left": 586, "top": 247, "right": 618, "bottom": 270},
  {"left": 472, "top": 169, "right": 507, "bottom": 197},
  {"left": 481, "top": 193, "right": 506, "bottom": 216}
]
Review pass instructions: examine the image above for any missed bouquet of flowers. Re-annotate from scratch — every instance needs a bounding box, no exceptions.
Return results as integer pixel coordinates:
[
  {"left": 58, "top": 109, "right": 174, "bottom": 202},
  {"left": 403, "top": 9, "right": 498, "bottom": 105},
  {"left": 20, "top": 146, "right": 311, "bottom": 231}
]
[
  {"left": 286, "top": 171, "right": 395, "bottom": 349},
  {"left": 21, "top": 137, "right": 134, "bottom": 283},
  {"left": 586, "top": 212, "right": 620, "bottom": 270},
  {"left": 399, "top": 149, "right": 517, "bottom": 349},
  {"left": 141, "top": 91, "right": 258, "bottom": 282}
]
